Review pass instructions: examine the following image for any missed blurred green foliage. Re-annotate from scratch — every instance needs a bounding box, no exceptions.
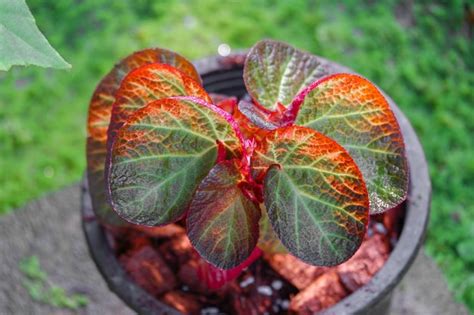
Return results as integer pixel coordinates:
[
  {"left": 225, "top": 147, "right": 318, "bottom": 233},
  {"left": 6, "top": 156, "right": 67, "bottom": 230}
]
[{"left": 0, "top": 0, "right": 473, "bottom": 310}]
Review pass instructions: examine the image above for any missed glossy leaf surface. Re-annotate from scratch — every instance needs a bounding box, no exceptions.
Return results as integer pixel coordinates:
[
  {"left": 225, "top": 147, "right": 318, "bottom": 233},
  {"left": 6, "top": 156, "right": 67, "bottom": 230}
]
[
  {"left": 254, "top": 126, "right": 369, "bottom": 266},
  {"left": 108, "top": 63, "right": 211, "bottom": 139},
  {"left": 86, "top": 48, "right": 199, "bottom": 225},
  {"left": 108, "top": 98, "right": 239, "bottom": 226},
  {"left": 243, "top": 40, "right": 327, "bottom": 111},
  {"left": 294, "top": 74, "right": 408, "bottom": 214},
  {"left": 187, "top": 160, "right": 261, "bottom": 269}
]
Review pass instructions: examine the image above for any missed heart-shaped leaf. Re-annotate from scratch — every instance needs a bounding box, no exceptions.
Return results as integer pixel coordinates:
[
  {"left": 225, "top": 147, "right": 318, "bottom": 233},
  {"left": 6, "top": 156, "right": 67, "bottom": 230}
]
[
  {"left": 293, "top": 74, "right": 408, "bottom": 214},
  {"left": 243, "top": 40, "right": 328, "bottom": 111},
  {"left": 253, "top": 126, "right": 369, "bottom": 266},
  {"left": 108, "top": 63, "right": 211, "bottom": 140},
  {"left": 86, "top": 48, "right": 199, "bottom": 225},
  {"left": 108, "top": 97, "right": 240, "bottom": 226},
  {"left": 187, "top": 160, "right": 261, "bottom": 269}
]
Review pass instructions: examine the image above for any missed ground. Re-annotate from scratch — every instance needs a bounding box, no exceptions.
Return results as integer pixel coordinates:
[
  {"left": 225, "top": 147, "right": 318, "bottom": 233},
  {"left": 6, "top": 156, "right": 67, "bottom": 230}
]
[
  {"left": 0, "top": 0, "right": 473, "bottom": 311},
  {"left": 0, "top": 184, "right": 469, "bottom": 314}
]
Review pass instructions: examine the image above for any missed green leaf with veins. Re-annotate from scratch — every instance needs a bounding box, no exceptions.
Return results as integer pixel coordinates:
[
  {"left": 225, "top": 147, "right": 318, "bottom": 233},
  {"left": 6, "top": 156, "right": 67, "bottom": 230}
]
[
  {"left": 294, "top": 73, "right": 408, "bottom": 213},
  {"left": 243, "top": 39, "right": 328, "bottom": 110},
  {"left": 187, "top": 160, "right": 261, "bottom": 269},
  {"left": 0, "top": 0, "right": 70, "bottom": 70},
  {"left": 87, "top": 48, "right": 200, "bottom": 226},
  {"left": 108, "top": 97, "right": 239, "bottom": 226},
  {"left": 254, "top": 126, "right": 369, "bottom": 266}
]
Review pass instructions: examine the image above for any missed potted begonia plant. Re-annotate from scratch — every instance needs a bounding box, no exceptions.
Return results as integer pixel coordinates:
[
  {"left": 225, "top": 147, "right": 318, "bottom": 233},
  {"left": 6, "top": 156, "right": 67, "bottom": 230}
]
[{"left": 82, "top": 40, "right": 430, "bottom": 314}]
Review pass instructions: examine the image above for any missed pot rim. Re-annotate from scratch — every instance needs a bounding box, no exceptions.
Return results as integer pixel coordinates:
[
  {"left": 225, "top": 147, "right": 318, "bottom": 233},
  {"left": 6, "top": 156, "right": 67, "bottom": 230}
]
[{"left": 82, "top": 52, "right": 431, "bottom": 315}]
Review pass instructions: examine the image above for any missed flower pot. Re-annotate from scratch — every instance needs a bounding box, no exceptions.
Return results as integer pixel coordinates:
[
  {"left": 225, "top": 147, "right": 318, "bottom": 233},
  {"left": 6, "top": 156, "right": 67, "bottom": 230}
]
[{"left": 81, "top": 52, "right": 431, "bottom": 314}]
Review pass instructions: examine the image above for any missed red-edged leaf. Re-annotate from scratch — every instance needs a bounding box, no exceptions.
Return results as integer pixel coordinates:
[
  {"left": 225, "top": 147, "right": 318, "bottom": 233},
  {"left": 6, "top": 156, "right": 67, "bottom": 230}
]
[
  {"left": 187, "top": 160, "right": 261, "bottom": 269},
  {"left": 254, "top": 126, "right": 369, "bottom": 266},
  {"left": 86, "top": 48, "right": 199, "bottom": 225},
  {"left": 107, "top": 97, "right": 240, "bottom": 226},
  {"left": 243, "top": 40, "right": 328, "bottom": 111},
  {"left": 293, "top": 74, "right": 408, "bottom": 214},
  {"left": 108, "top": 63, "right": 211, "bottom": 140}
]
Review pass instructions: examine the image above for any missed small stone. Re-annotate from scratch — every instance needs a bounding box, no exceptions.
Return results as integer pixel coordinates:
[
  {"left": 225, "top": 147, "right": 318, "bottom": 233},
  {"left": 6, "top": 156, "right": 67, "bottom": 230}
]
[
  {"left": 271, "top": 280, "right": 283, "bottom": 290},
  {"left": 374, "top": 222, "right": 387, "bottom": 234},
  {"left": 200, "top": 306, "right": 220, "bottom": 315},
  {"left": 240, "top": 276, "right": 255, "bottom": 288},
  {"left": 257, "top": 285, "right": 273, "bottom": 296}
]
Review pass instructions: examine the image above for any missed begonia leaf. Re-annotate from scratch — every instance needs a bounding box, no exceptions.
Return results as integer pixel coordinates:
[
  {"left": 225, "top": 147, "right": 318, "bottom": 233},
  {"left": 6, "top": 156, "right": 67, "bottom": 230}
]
[
  {"left": 86, "top": 48, "right": 198, "bottom": 225},
  {"left": 187, "top": 160, "right": 261, "bottom": 269},
  {"left": 243, "top": 40, "right": 327, "bottom": 111},
  {"left": 108, "top": 63, "right": 211, "bottom": 140},
  {"left": 107, "top": 97, "right": 240, "bottom": 226},
  {"left": 253, "top": 126, "right": 369, "bottom": 266},
  {"left": 293, "top": 74, "right": 408, "bottom": 214}
]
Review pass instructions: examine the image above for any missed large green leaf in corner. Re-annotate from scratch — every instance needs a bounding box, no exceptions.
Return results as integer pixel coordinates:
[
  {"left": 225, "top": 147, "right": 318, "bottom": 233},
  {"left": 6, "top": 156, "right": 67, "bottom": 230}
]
[{"left": 0, "top": 0, "right": 70, "bottom": 71}]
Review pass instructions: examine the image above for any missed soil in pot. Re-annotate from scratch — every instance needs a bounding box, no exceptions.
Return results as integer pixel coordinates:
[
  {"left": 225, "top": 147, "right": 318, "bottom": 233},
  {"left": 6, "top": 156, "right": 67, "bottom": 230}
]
[{"left": 104, "top": 203, "right": 404, "bottom": 315}]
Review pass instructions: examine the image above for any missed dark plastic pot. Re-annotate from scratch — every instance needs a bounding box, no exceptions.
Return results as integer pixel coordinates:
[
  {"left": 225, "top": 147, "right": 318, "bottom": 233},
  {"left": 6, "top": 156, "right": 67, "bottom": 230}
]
[{"left": 81, "top": 53, "right": 431, "bottom": 315}]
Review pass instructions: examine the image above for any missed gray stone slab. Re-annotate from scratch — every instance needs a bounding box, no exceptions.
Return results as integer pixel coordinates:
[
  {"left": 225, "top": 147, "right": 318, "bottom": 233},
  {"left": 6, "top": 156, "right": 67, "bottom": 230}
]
[
  {"left": 389, "top": 252, "right": 469, "bottom": 315},
  {"left": 0, "top": 183, "right": 133, "bottom": 315},
  {"left": 0, "top": 184, "right": 469, "bottom": 315}
]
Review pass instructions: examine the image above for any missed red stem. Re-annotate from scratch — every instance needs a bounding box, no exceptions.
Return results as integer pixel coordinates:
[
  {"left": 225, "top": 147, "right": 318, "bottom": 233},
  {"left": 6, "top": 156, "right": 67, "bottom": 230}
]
[{"left": 197, "top": 246, "right": 263, "bottom": 290}]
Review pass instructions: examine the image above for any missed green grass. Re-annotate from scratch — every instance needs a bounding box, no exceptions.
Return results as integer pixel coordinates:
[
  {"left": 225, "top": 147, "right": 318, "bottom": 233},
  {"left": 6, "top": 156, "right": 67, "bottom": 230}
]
[
  {"left": 19, "top": 256, "right": 89, "bottom": 309},
  {"left": 1, "top": 0, "right": 473, "bottom": 311}
]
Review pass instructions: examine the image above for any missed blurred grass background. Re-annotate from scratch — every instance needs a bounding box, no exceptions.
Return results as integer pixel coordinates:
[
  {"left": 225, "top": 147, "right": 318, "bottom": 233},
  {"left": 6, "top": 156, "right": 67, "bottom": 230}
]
[{"left": 0, "top": 0, "right": 473, "bottom": 311}]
